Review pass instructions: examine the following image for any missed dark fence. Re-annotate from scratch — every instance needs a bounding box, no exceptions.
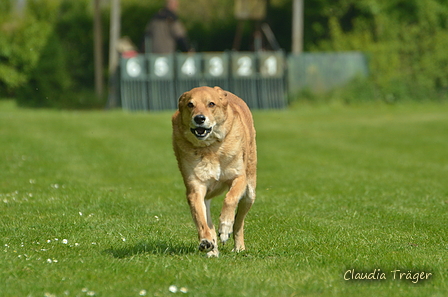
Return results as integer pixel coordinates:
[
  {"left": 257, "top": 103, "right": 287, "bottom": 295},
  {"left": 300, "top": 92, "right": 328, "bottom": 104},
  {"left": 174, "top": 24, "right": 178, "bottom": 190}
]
[{"left": 120, "top": 51, "right": 368, "bottom": 111}]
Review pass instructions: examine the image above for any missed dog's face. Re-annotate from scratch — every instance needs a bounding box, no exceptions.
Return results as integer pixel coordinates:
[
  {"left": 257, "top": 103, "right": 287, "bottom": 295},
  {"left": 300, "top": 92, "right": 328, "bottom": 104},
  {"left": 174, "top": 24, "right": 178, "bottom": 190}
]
[{"left": 178, "top": 87, "right": 228, "bottom": 143}]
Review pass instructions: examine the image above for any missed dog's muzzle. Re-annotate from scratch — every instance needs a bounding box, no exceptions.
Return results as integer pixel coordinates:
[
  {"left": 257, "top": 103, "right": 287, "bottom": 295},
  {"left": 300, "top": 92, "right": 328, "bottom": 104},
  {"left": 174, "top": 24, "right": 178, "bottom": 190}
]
[
  {"left": 191, "top": 127, "right": 212, "bottom": 139},
  {"left": 190, "top": 114, "right": 212, "bottom": 139}
]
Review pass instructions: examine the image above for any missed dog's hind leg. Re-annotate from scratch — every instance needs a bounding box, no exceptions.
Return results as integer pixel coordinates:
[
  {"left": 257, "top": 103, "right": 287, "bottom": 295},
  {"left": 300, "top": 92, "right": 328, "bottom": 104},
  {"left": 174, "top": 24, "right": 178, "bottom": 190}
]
[{"left": 232, "top": 183, "right": 255, "bottom": 252}]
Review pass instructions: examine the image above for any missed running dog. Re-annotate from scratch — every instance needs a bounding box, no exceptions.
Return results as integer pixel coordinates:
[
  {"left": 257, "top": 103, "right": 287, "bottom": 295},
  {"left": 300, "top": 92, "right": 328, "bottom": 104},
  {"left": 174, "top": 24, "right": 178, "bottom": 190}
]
[{"left": 172, "top": 86, "right": 257, "bottom": 257}]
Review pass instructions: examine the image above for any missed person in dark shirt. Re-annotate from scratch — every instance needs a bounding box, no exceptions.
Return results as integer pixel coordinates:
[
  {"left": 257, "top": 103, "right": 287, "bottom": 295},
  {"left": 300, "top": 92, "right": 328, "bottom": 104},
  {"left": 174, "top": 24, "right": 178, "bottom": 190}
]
[{"left": 145, "top": 0, "right": 191, "bottom": 53}]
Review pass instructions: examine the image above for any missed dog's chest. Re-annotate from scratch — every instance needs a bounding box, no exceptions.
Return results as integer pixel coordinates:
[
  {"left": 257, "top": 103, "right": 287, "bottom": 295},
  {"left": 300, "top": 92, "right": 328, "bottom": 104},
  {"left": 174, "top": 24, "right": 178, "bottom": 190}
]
[{"left": 193, "top": 151, "right": 242, "bottom": 182}]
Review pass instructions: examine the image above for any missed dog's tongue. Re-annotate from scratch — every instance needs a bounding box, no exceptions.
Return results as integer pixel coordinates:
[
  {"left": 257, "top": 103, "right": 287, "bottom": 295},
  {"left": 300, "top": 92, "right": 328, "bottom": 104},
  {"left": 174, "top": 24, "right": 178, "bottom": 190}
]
[{"left": 196, "top": 128, "right": 206, "bottom": 135}]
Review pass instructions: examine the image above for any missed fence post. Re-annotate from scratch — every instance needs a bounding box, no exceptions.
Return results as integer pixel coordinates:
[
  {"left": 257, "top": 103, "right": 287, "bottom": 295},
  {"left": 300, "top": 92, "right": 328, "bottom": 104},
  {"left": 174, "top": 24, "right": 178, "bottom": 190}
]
[
  {"left": 231, "top": 52, "right": 259, "bottom": 109},
  {"left": 258, "top": 51, "right": 287, "bottom": 108},
  {"left": 202, "top": 52, "right": 230, "bottom": 90},
  {"left": 147, "top": 54, "right": 176, "bottom": 110},
  {"left": 175, "top": 53, "right": 203, "bottom": 97},
  {"left": 120, "top": 56, "right": 148, "bottom": 111}
]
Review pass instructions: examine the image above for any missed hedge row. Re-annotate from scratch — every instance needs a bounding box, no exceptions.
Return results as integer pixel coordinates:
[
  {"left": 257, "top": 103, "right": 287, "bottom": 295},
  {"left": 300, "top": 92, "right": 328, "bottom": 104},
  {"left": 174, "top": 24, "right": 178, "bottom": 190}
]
[{"left": 1, "top": 0, "right": 447, "bottom": 108}]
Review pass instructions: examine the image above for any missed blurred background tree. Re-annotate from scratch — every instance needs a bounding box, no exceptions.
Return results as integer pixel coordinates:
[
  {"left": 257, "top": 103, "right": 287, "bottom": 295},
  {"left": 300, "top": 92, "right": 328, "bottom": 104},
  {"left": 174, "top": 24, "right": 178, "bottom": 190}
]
[{"left": 0, "top": 0, "right": 447, "bottom": 108}]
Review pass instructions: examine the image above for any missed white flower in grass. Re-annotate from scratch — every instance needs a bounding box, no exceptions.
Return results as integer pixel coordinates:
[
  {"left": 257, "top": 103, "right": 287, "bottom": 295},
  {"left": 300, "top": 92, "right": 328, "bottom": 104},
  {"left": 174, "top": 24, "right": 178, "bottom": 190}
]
[
  {"left": 139, "top": 289, "right": 147, "bottom": 296},
  {"left": 62, "top": 239, "right": 68, "bottom": 244},
  {"left": 46, "top": 258, "right": 58, "bottom": 263},
  {"left": 169, "top": 285, "right": 178, "bottom": 293},
  {"left": 180, "top": 287, "right": 188, "bottom": 293}
]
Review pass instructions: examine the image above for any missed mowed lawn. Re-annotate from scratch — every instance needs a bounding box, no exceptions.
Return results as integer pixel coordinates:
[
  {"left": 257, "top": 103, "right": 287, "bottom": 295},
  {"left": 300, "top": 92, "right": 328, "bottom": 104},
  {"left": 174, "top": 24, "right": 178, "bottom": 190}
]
[{"left": 1, "top": 100, "right": 447, "bottom": 297}]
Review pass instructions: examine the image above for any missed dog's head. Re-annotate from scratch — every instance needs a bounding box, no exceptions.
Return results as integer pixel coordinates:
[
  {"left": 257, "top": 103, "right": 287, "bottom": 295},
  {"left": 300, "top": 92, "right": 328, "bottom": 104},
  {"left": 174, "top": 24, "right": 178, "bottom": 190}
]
[{"left": 178, "top": 86, "right": 228, "bottom": 144}]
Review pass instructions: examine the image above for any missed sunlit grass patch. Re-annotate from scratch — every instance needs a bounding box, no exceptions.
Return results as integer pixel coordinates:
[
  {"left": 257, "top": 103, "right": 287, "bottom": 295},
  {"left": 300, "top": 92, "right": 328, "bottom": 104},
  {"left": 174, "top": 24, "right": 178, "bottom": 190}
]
[{"left": 1, "top": 101, "right": 447, "bottom": 296}]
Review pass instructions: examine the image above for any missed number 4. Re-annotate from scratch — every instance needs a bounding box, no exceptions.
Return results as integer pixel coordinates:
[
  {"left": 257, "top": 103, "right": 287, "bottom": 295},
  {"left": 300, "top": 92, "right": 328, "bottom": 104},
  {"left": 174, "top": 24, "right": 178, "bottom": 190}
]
[{"left": 181, "top": 57, "right": 196, "bottom": 76}]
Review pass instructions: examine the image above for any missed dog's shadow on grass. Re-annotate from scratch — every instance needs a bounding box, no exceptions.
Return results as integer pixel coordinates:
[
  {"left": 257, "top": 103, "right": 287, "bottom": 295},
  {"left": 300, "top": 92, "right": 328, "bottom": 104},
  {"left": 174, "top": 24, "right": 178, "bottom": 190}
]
[{"left": 103, "top": 241, "right": 197, "bottom": 259}]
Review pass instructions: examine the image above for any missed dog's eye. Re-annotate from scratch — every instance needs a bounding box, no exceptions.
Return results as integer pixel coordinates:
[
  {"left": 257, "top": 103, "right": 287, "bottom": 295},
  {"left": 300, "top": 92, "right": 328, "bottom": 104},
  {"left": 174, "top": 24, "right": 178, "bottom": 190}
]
[
  {"left": 187, "top": 102, "right": 194, "bottom": 108},
  {"left": 208, "top": 102, "right": 216, "bottom": 108}
]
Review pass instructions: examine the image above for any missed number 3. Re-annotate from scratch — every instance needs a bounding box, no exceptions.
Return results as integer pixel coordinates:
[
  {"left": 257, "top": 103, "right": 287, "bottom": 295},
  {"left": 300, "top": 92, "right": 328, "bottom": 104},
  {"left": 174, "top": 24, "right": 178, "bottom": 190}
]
[{"left": 209, "top": 57, "right": 224, "bottom": 77}]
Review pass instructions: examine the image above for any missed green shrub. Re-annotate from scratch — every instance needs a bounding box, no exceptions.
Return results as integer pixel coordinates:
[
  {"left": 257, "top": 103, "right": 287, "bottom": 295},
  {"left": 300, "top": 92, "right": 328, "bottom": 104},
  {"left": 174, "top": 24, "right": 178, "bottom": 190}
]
[
  {"left": 15, "top": 31, "right": 72, "bottom": 108},
  {"left": 315, "top": 0, "right": 448, "bottom": 102},
  {"left": 294, "top": 76, "right": 448, "bottom": 106},
  {"left": 0, "top": 16, "right": 52, "bottom": 97},
  {"left": 13, "top": 0, "right": 107, "bottom": 108}
]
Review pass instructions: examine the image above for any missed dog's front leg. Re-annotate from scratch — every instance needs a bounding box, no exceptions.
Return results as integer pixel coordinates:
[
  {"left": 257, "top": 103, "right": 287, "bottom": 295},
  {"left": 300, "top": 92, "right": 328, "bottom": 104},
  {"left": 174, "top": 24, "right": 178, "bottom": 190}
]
[
  {"left": 187, "top": 185, "right": 218, "bottom": 257},
  {"left": 219, "top": 175, "right": 247, "bottom": 245}
]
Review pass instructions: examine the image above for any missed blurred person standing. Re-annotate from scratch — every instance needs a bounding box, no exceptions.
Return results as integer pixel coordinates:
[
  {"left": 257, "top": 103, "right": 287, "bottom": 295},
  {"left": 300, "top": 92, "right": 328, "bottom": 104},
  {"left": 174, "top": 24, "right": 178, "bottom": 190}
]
[{"left": 144, "top": 0, "right": 191, "bottom": 53}]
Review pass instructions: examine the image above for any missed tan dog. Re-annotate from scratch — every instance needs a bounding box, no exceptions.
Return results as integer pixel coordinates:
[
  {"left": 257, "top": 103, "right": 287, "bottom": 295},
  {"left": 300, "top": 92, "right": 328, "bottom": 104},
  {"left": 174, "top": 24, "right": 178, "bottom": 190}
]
[{"left": 172, "top": 86, "right": 257, "bottom": 257}]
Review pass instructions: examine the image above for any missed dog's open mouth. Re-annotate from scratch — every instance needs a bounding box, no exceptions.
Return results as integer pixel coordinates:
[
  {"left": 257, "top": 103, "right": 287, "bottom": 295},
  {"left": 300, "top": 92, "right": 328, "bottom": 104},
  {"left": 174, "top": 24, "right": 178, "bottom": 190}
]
[{"left": 190, "top": 127, "right": 212, "bottom": 139}]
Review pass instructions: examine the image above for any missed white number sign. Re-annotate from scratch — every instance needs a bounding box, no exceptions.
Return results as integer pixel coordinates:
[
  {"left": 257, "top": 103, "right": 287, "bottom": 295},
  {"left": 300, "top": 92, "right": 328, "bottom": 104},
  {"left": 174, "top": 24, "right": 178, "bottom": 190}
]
[
  {"left": 154, "top": 57, "right": 169, "bottom": 77},
  {"left": 209, "top": 57, "right": 224, "bottom": 77},
  {"left": 264, "top": 55, "right": 277, "bottom": 76},
  {"left": 237, "top": 56, "right": 253, "bottom": 76},
  {"left": 126, "top": 58, "right": 142, "bottom": 77},
  {"left": 181, "top": 57, "right": 196, "bottom": 76}
]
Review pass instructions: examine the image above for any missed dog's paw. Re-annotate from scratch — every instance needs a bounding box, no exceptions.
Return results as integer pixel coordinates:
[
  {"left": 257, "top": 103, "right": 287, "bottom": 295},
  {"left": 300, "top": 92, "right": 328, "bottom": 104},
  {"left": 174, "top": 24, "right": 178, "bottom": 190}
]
[
  {"left": 206, "top": 248, "right": 219, "bottom": 258},
  {"left": 219, "top": 232, "right": 230, "bottom": 244},
  {"left": 198, "top": 239, "right": 214, "bottom": 253},
  {"left": 232, "top": 245, "right": 245, "bottom": 253}
]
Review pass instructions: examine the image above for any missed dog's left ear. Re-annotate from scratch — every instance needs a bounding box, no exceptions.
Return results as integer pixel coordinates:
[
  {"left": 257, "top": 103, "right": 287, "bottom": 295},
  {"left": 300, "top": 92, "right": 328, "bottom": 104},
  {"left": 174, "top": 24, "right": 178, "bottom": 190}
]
[
  {"left": 214, "top": 86, "right": 228, "bottom": 106},
  {"left": 214, "top": 86, "right": 227, "bottom": 97}
]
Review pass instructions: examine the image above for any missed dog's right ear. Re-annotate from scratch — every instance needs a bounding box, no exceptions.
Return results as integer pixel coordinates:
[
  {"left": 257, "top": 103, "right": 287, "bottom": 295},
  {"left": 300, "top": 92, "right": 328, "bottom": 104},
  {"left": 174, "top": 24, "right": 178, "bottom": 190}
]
[{"left": 177, "top": 92, "right": 187, "bottom": 110}]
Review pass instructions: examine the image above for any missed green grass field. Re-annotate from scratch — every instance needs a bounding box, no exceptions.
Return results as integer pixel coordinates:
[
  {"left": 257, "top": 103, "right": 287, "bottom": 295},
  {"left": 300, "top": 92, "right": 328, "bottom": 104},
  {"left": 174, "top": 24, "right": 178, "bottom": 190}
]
[{"left": 1, "top": 100, "right": 447, "bottom": 297}]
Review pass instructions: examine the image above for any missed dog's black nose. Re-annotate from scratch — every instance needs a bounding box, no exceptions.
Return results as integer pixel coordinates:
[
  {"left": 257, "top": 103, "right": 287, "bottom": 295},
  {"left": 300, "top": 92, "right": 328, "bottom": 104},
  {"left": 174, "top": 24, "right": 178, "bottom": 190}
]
[{"left": 194, "top": 115, "right": 206, "bottom": 124}]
